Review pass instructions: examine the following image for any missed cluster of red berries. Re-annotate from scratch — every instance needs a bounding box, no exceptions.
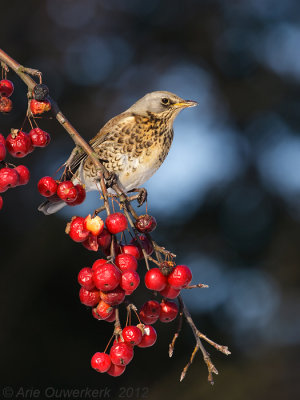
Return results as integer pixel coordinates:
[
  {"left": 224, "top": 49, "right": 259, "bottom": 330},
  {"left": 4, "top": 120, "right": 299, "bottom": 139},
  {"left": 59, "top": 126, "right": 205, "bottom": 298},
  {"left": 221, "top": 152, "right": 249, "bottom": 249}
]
[
  {"left": 38, "top": 177, "right": 86, "bottom": 207},
  {"left": 0, "top": 79, "right": 14, "bottom": 113},
  {"left": 67, "top": 212, "right": 155, "bottom": 256},
  {"left": 74, "top": 210, "right": 192, "bottom": 377},
  {"left": 91, "top": 324, "right": 157, "bottom": 376}
]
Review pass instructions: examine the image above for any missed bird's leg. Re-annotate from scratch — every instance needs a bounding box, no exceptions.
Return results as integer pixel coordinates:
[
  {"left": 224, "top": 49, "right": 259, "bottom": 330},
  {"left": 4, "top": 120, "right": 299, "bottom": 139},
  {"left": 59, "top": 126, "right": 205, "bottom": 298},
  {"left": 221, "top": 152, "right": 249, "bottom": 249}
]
[
  {"left": 61, "top": 146, "right": 82, "bottom": 179},
  {"left": 128, "top": 187, "right": 148, "bottom": 206}
]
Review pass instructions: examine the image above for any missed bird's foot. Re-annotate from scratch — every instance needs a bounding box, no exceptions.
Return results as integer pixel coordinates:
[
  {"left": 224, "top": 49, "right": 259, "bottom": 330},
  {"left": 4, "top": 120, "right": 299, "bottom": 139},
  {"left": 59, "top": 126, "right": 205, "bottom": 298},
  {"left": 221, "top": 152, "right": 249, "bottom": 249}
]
[
  {"left": 105, "top": 171, "right": 118, "bottom": 188},
  {"left": 128, "top": 187, "right": 148, "bottom": 207}
]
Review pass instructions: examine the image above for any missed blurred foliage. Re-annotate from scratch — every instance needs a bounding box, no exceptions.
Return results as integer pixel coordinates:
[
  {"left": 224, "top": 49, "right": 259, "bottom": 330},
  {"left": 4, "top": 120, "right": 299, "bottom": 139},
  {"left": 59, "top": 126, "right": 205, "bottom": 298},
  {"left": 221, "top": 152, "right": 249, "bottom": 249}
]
[{"left": 1, "top": 0, "right": 300, "bottom": 399}]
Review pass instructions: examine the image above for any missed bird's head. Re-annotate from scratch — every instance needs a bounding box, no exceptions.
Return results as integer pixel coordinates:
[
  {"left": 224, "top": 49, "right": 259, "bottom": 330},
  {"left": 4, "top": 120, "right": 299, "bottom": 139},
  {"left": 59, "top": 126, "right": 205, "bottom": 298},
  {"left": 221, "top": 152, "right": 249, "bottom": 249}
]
[{"left": 128, "top": 91, "right": 197, "bottom": 121}]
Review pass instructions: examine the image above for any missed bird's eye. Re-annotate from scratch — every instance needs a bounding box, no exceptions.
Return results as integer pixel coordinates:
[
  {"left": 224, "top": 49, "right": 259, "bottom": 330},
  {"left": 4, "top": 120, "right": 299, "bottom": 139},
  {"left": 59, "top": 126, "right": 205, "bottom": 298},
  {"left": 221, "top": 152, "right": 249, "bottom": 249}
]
[{"left": 161, "top": 97, "right": 170, "bottom": 105}]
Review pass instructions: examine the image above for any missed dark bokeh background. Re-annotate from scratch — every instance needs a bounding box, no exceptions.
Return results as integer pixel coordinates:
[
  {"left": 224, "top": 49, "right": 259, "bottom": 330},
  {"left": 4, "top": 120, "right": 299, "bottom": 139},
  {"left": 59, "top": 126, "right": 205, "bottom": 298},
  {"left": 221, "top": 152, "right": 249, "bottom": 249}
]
[{"left": 1, "top": 1, "right": 300, "bottom": 399}]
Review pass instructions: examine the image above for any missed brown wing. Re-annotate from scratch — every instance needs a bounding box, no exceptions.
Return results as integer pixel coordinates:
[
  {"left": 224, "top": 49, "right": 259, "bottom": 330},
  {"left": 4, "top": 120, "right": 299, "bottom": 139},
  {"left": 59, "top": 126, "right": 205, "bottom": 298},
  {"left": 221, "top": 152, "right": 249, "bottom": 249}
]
[{"left": 63, "top": 112, "right": 136, "bottom": 180}]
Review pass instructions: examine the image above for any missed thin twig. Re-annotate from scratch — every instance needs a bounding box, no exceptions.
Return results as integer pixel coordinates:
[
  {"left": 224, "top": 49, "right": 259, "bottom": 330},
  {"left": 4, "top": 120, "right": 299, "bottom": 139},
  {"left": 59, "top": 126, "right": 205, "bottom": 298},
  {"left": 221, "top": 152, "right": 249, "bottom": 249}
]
[
  {"left": 169, "top": 300, "right": 183, "bottom": 357},
  {"left": 184, "top": 283, "right": 209, "bottom": 289}
]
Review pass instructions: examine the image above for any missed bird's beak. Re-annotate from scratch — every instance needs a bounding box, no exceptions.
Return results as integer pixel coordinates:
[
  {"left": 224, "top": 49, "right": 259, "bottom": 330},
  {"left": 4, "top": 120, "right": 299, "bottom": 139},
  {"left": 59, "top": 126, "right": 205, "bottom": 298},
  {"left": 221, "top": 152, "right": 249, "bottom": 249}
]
[{"left": 173, "top": 100, "right": 198, "bottom": 108}]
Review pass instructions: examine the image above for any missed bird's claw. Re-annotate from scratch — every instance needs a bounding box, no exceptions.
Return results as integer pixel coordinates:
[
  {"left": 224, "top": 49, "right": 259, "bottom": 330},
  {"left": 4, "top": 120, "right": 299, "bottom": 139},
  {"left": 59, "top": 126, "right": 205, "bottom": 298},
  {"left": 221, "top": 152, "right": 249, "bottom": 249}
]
[
  {"left": 137, "top": 188, "right": 147, "bottom": 206},
  {"left": 105, "top": 171, "right": 118, "bottom": 188}
]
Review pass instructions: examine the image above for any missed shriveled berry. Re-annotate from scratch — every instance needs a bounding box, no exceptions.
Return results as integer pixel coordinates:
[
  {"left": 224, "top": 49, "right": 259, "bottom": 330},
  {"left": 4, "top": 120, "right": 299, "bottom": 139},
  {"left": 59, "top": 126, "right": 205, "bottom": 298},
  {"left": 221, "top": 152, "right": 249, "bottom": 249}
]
[
  {"left": 122, "top": 326, "right": 142, "bottom": 346},
  {"left": 57, "top": 181, "right": 78, "bottom": 202},
  {"left": 105, "top": 309, "right": 116, "bottom": 322},
  {"left": 79, "top": 287, "right": 100, "bottom": 307},
  {"left": 67, "top": 216, "right": 90, "bottom": 242},
  {"left": 82, "top": 234, "right": 99, "bottom": 251},
  {"left": 135, "top": 214, "right": 157, "bottom": 233},
  {"left": 105, "top": 212, "right": 128, "bottom": 234},
  {"left": 144, "top": 268, "right": 167, "bottom": 291},
  {"left": 66, "top": 184, "right": 86, "bottom": 206},
  {"left": 14, "top": 165, "right": 30, "bottom": 185},
  {"left": 0, "top": 167, "right": 19, "bottom": 189},
  {"left": 159, "top": 300, "right": 178, "bottom": 323},
  {"left": 139, "top": 300, "right": 160, "bottom": 325},
  {"left": 107, "top": 363, "right": 126, "bottom": 377},
  {"left": 29, "top": 128, "right": 50, "bottom": 147},
  {"left": 100, "top": 286, "right": 125, "bottom": 306},
  {"left": 33, "top": 84, "right": 49, "bottom": 101},
  {"left": 115, "top": 253, "right": 138, "bottom": 273},
  {"left": 6, "top": 130, "right": 32, "bottom": 158},
  {"left": 120, "top": 270, "right": 140, "bottom": 292},
  {"left": 138, "top": 325, "right": 157, "bottom": 348},
  {"left": 93, "top": 263, "right": 121, "bottom": 291},
  {"left": 30, "top": 99, "right": 51, "bottom": 115},
  {"left": 0, "top": 79, "right": 14, "bottom": 97},
  {"left": 95, "top": 300, "right": 113, "bottom": 319},
  {"left": 168, "top": 265, "right": 192, "bottom": 289},
  {"left": 37, "top": 176, "right": 58, "bottom": 197},
  {"left": 159, "top": 284, "right": 180, "bottom": 299},
  {"left": 110, "top": 342, "right": 134, "bottom": 366},
  {"left": 78, "top": 267, "right": 95, "bottom": 291},
  {"left": 0, "top": 96, "right": 12, "bottom": 112},
  {"left": 91, "top": 352, "right": 111, "bottom": 373}
]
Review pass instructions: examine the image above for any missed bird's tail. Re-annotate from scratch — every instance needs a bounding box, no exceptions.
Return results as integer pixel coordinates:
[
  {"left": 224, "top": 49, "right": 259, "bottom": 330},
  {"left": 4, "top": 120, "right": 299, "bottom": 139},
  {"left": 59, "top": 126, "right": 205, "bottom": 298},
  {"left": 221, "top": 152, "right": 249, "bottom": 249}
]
[{"left": 38, "top": 199, "right": 66, "bottom": 215}]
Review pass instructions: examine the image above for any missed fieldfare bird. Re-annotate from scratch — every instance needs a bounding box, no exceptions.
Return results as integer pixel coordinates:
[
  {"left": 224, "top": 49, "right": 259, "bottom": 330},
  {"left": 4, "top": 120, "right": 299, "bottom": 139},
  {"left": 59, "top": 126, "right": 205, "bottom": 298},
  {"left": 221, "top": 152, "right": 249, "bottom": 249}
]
[{"left": 39, "top": 91, "right": 197, "bottom": 215}]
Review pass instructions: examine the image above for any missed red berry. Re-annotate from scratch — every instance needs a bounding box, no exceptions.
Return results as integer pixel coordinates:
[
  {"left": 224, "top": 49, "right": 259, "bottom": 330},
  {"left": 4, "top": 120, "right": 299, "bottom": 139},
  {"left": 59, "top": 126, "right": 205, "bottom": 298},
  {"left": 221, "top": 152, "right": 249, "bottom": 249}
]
[
  {"left": 144, "top": 268, "right": 167, "bottom": 291},
  {"left": 159, "top": 284, "right": 180, "bottom": 299},
  {"left": 115, "top": 253, "right": 138, "bottom": 273},
  {"left": 67, "top": 184, "right": 86, "bottom": 206},
  {"left": 91, "top": 352, "right": 111, "bottom": 373},
  {"left": 0, "top": 134, "right": 5, "bottom": 146},
  {"left": 57, "top": 181, "right": 78, "bottom": 202},
  {"left": 159, "top": 300, "right": 178, "bottom": 323},
  {"left": 100, "top": 286, "right": 125, "bottom": 306},
  {"left": 93, "top": 263, "right": 121, "bottom": 291},
  {"left": 30, "top": 99, "right": 51, "bottom": 115},
  {"left": 122, "top": 326, "right": 142, "bottom": 346},
  {"left": 6, "top": 130, "right": 32, "bottom": 158},
  {"left": 105, "top": 309, "right": 116, "bottom": 322},
  {"left": 168, "top": 265, "right": 192, "bottom": 289},
  {"left": 78, "top": 267, "right": 95, "bottom": 291},
  {"left": 95, "top": 300, "right": 113, "bottom": 319},
  {"left": 0, "top": 195, "right": 3, "bottom": 210},
  {"left": 105, "top": 212, "right": 128, "bottom": 234},
  {"left": 110, "top": 342, "right": 134, "bottom": 366},
  {"left": 0, "top": 167, "right": 19, "bottom": 189},
  {"left": 29, "top": 128, "right": 51, "bottom": 148},
  {"left": 92, "top": 259, "right": 107, "bottom": 271},
  {"left": 14, "top": 165, "right": 30, "bottom": 186},
  {"left": 79, "top": 287, "right": 100, "bottom": 307},
  {"left": 130, "top": 235, "right": 154, "bottom": 259},
  {"left": 107, "top": 363, "right": 126, "bottom": 377},
  {"left": 97, "top": 228, "right": 112, "bottom": 250},
  {"left": 37, "top": 176, "right": 57, "bottom": 197},
  {"left": 139, "top": 300, "right": 160, "bottom": 324},
  {"left": 84, "top": 214, "right": 104, "bottom": 236},
  {"left": 138, "top": 325, "right": 157, "bottom": 348},
  {"left": 135, "top": 214, "right": 157, "bottom": 233},
  {"left": 68, "top": 216, "right": 90, "bottom": 242},
  {"left": 120, "top": 270, "right": 140, "bottom": 292},
  {"left": 0, "top": 79, "right": 14, "bottom": 97},
  {"left": 121, "top": 244, "right": 140, "bottom": 260},
  {"left": 0, "top": 143, "right": 6, "bottom": 161},
  {"left": 0, "top": 96, "right": 12, "bottom": 113},
  {"left": 82, "top": 233, "right": 99, "bottom": 251}
]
